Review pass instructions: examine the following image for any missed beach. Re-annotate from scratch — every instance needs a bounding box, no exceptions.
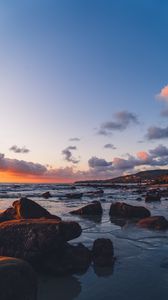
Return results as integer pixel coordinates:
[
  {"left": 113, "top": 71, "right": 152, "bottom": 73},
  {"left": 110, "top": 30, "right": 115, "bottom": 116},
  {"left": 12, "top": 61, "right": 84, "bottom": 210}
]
[{"left": 0, "top": 183, "right": 168, "bottom": 299}]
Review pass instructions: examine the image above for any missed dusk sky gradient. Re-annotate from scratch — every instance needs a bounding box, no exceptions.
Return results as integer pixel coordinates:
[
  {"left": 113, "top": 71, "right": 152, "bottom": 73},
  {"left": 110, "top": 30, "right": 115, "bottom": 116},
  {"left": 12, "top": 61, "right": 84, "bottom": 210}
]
[{"left": 0, "top": 0, "right": 168, "bottom": 182}]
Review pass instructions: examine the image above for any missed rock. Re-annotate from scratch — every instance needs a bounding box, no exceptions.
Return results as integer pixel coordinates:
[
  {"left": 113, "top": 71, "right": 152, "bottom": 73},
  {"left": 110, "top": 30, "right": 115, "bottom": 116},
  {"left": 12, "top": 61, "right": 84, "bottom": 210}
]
[
  {"left": 13, "top": 197, "right": 61, "bottom": 220},
  {"left": 134, "top": 189, "right": 144, "bottom": 194},
  {"left": 0, "top": 198, "right": 61, "bottom": 223},
  {"left": 136, "top": 197, "right": 142, "bottom": 201},
  {"left": 0, "top": 219, "right": 82, "bottom": 263},
  {"left": 70, "top": 201, "right": 103, "bottom": 215},
  {"left": 100, "top": 198, "right": 106, "bottom": 202},
  {"left": 41, "top": 191, "right": 52, "bottom": 199},
  {"left": 43, "top": 243, "right": 91, "bottom": 276},
  {"left": 145, "top": 194, "right": 161, "bottom": 202},
  {"left": 70, "top": 185, "right": 76, "bottom": 190},
  {"left": 109, "top": 202, "right": 150, "bottom": 219},
  {"left": 92, "top": 238, "right": 114, "bottom": 267},
  {"left": 137, "top": 216, "right": 168, "bottom": 230},
  {"left": 0, "top": 256, "right": 37, "bottom": 300},
  {"left": 65, "top": 193, "right": 83, "bottom": 199},
  {"left": 86, "top": 189, "right": 104, "bottom": 197},
  {"left": 160, "top": 189, "right": 168, "bottom": 197},
  {"left": 0, "top": 207, "right": 16, "bottom": 222}
]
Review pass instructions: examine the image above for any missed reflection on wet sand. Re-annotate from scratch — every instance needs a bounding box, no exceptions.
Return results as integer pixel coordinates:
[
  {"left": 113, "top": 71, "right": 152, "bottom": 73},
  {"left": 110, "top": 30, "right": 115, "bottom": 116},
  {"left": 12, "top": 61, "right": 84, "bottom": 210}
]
[
  {"left": 93, "top": 265, "right": 114, "bottom": 277},
  {"left": 110, "top": 217, "right": 128, "bottom": 227},
  {"left": 79, "top": 214, "right": 102, "bottom": 224},
  {"left": 38, "top": 275, "right": 81, "bottom": 300}
]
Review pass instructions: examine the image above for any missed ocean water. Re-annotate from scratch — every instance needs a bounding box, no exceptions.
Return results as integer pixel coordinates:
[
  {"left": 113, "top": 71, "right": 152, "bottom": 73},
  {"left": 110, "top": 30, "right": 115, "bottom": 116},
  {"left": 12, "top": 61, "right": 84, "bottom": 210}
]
[{"left": 1, "top": 183, "right": 168, "bottom": 300}]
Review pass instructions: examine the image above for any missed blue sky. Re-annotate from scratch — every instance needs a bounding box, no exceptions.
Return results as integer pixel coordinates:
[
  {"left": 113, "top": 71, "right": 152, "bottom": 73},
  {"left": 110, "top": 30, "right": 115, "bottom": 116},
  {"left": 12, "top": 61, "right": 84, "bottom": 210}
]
[{"left": 0, "top": 0, "right": 168, "bottom": 182}]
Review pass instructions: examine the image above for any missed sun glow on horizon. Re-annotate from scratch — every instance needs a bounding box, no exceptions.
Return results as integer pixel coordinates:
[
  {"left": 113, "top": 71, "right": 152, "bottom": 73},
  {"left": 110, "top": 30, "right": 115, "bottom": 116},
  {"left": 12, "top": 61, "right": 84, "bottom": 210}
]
[{"left": 0, "top": 171, "right": 75, "bottom": 184}]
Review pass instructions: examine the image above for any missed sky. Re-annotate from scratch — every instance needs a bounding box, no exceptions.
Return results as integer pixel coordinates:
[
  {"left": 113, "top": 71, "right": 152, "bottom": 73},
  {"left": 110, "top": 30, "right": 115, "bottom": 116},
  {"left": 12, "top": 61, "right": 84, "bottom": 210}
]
[{"left": 0, "top": 0, "right": 168, "bottom": 182}]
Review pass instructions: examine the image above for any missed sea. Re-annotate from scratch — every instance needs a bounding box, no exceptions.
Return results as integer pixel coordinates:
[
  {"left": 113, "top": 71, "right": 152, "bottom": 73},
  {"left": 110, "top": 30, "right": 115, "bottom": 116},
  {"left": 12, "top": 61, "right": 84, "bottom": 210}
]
[{"left": 1, "top": 183, "right": 168, "bottom": 300}]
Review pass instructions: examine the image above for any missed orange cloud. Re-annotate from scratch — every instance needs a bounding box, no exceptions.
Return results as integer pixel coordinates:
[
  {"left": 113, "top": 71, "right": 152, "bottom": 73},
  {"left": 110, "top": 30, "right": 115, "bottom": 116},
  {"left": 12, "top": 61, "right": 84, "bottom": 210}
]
[
  {"left": 137, "top": 151, "right": 149, "bottom": 161},
  {"left": 158, "top": 84, "right": 168, "bottom": 100}
]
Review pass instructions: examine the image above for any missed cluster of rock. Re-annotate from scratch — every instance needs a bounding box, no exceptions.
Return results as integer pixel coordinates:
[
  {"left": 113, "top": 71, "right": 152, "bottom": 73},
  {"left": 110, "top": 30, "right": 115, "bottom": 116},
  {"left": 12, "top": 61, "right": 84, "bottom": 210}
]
[
  {"left": 70, "top": 200, "right": 168, "bottom": 231},
  {"left": 1, "top": 194, "right": 168, "bottom": 299},
  {"left": 0, "top": 197, "right": 114, "bottom": 300},
  {"left": 109, "top": 201, "right": 168, "bottom": 230}
]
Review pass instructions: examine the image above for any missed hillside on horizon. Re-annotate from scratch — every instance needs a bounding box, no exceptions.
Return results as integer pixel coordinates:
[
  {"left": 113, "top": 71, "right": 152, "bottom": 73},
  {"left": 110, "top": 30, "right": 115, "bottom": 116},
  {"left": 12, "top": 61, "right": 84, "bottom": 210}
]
[{"left": 76, "top": 169, "right": 168, "bottom": 184}]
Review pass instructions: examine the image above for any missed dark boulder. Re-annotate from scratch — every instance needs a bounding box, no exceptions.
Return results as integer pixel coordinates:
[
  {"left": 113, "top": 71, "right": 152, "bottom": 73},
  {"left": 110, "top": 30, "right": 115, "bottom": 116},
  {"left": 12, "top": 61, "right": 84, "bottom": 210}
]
[
  {"left": 41, "top": 191, "right": 52, "bottom": 199},
  {"left": 92, "top": 238, "right": 114, "bottom": 267},
  {"left": 0, "top": 219, "right": 82, "bottom": 263},
  {"left": 0, "top": 256, "right": 37, "bottom": 300},
  {"left": 43, "top": 243, "right": 91, "bottom": 276},
  {"left": 109, "top": 202, "right": 150, "bottom": 219},
  {"left": 0, "top": 198, "right": 61, "bottom": 223},
  {"left": 70, "top": 201, "right": 103, "bottom": 215},
  {"left": 137, "top": 216, "right": 168, "bottom": 230}
]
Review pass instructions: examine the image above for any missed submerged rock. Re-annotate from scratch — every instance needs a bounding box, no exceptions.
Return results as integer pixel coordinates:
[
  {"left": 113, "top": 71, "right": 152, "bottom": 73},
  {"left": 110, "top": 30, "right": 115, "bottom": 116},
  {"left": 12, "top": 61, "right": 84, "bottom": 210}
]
[
  {"left": 85, "top": 189, "right": 104, "bottom": 197},
  {"left": 0, "top": 256, "right": 37, "bottom": 300},
  {"left": 136, "top": 197, "right": 142, "bottom": 201},
  {"left": 160, "top": 189, "right": 168, "bottom": 197},
  {"left": 41, "top": 191, "right": 52, "bottom": 199},
  {"left": 145, "top": 194, "right": 161, "bottom": 202},
  {"left": 70, "top": 201, "right": 103, "bottom": 215},
  {"left": 137, "top": 216, "right": 168, "bottom": 230},
  {"left": 0, "top": 219, "right": 82, "bottom": 263},
  {"left": 43, "top": 243, "right": 91, "bottom": 276},
  {"left": 109, "top": 202, "right": 150, "bottom": 219},
  {"left": 0, "top": 198, "right": 61, "bottom": 223},
  {"left": 65, "top": 193, "right": 83, "bottom": 199},
  {"left": 92, "top": 238, "right": 114, "bottom": 267}
]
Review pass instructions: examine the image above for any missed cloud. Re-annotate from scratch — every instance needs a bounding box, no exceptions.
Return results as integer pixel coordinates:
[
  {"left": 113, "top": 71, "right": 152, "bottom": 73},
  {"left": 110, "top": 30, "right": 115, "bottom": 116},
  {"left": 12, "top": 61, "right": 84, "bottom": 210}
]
[
  {"left": 62, "top": 146, "right": 79, "bottom": 164},
  {"left": 104, "top": 143, "right": 116, "bottom": 149},
  {"left": 98, "top": 111, "right": 139, "bottom": 135},
  {"left": 112, "top": 156, "right": 138, "bottom": 171},
  {"left": 157, "top": 84, "right": 168, "bottom": 100},
  {"left": 160, "top": 108, "right": 168, "bottom": 117},
  {"left": 9, "top": 145, "right": 30, "bottom": 154},
  {"left": 88, "top": 156, "right": 112, "bottom": 170},
  {"left": 149, "top": 144, "right": 168, "bottom": 157},
  {"left": 137, "top": 151, "right": 149, "bottom": 161},
  {"left": 69, "top": 137, "right": 80, "bottom": 142},
  {"left": 146, "top": 126, "right": 168, "bottom": 140},
  {"left": 0, "top": 153, "right": 47, "bottom": 175},
  {"left": 1, "top": 143, "right": 168, "bottom": 182}
]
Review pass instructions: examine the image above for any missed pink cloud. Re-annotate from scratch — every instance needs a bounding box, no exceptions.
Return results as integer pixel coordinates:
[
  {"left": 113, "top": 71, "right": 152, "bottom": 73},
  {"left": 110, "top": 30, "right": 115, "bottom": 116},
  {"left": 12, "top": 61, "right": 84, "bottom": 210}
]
[
  {"left": 158, "top": 84, "right": 168, "bottom": 100},
  {"left": 137, "top": 151, "right": 149, "bottom": 161}
]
